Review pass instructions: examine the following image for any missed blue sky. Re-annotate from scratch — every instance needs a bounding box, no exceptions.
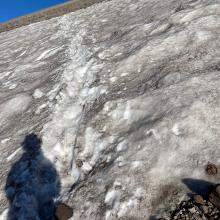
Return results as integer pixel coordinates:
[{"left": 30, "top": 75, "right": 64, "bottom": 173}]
[{"left": 0, "top": 0, "right": 68, "bottom": 22}]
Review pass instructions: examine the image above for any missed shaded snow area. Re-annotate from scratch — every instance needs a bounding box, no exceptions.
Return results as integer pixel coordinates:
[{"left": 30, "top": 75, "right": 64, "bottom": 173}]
[{"left": 0, "top": 0, "right": 220, "bottom": 219}]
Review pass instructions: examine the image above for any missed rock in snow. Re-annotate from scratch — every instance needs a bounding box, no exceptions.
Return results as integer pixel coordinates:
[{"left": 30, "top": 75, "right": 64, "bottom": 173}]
[{"left": 0, "top": 0, "right": 220, "bottom": 219}]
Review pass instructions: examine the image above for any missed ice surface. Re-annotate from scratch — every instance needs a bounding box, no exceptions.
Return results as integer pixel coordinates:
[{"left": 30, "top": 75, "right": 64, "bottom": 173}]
[{"left": 0, "top": 0, "right": 220, "bottom": 219}]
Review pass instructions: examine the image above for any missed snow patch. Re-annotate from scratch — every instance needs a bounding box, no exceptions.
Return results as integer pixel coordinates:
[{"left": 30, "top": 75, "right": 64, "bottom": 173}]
[
  {"left": 172, "top": 123, "right": 180, "bottom": 136},
  {"left": 110, "top": 77, "right": 117, "bottom": 82},
  {"left": 195, "top": 30, "right": 212, "bottom": 43},
  {"left": 1, "top": 138, "right": 10, "bottom": 144},
  {"left": 117, "top": 187, "right": 145, "bottom": 218},
  {"left": 131, "top": 160, "right": 142, "bottom": 169},
  {"left": 6, "top": 148, "right": 21, "bottom": 162},
  {"left": 134, "top": 187, "right": 146, "bottom": 199},
  {"left": 0, "top": 94, "right": 31, "bottom": 122},
  {"left": 149, "top": 150, "right": 182, "bottom": 179},
  {"left": 145, "top": 129, "right": 161, "bottom": 142},
  {"left": 104, "top": 189, "right": 121, "bottom": 208},
  {"left": 81, "top": 162, "right": 93, "bottom": 173},
  {"left": 35, "top": 103, "right": 47, "bottom": 114},
  {"left": 17, "top": 50, "right": 26, "bottom": 58},
  {"left": 120, "top": 72, "right": 129, "bottom": 77},
  {"left": 150, "top": 23, "right": 170, "bottom": 35},
  {"left": 117, "top": 198, "right": 138, "bottom": 217},
  {"left": 0, "top": 71, "right": 11, "bottom": 80},
  {"left": 116, "top": 140, "right": 128, "bottom": 152},
  {"left": 33, "top": 88, "right": 44, "bottom": 99},
  {"left": 36, "top": 47, "right": 63, "bottom": 61},
  {"left": 0, "top": 209, "right": 8, "bottom": 220},
  {"left": 79, "top": 127, "right": 114, "bottom": 167},
  {"left": 116, "top": 156, "right": 126, "bottom": 167},
  {"left": 8, "top": 84, "right": 17, "bottom": 89}
]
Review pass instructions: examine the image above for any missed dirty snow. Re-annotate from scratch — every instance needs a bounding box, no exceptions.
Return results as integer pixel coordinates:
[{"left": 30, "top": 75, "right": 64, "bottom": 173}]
[{"left": 0, "top": 0, "right": 220, "bottom": 218}]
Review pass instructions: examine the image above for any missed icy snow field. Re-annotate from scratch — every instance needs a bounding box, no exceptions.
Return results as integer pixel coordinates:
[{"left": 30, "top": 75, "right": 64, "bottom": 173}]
[{"left": 0, "top": 0, "right": 220, "bottom": 219}]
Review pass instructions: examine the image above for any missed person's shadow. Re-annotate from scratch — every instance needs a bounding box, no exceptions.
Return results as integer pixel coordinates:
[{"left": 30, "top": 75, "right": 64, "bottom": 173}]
[{"left": 5, "top": 133, "right": 61, "bottom": 220}]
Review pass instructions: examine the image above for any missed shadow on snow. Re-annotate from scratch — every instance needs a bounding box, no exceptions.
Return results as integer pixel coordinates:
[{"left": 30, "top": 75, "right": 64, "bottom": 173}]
[{"left": 5, "top": 133, "right": 61, "bottom": 220}]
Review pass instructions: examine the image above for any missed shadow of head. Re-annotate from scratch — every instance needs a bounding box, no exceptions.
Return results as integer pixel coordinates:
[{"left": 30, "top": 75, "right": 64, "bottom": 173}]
[
  {"left": 182, "top": 178, "right": 214, "bottom": 199},
  {"left": 21, "top": 132, "right": 42, "bottom": 153}
]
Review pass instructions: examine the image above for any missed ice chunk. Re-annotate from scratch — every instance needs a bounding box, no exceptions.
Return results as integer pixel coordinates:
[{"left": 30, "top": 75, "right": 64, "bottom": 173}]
[{"left": 33, "top": 89, "right": 44, "bottom": 99}]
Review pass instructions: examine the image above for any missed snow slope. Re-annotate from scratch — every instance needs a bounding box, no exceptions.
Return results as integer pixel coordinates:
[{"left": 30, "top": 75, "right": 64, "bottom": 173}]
[{"left": 0, "top": 0, "right": 220, "bottom": 219}]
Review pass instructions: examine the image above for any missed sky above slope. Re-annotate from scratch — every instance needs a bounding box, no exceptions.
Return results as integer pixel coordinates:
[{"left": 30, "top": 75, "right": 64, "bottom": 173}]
[{"left": 0, "top": 0, "right": 68, "bottom": 22}]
